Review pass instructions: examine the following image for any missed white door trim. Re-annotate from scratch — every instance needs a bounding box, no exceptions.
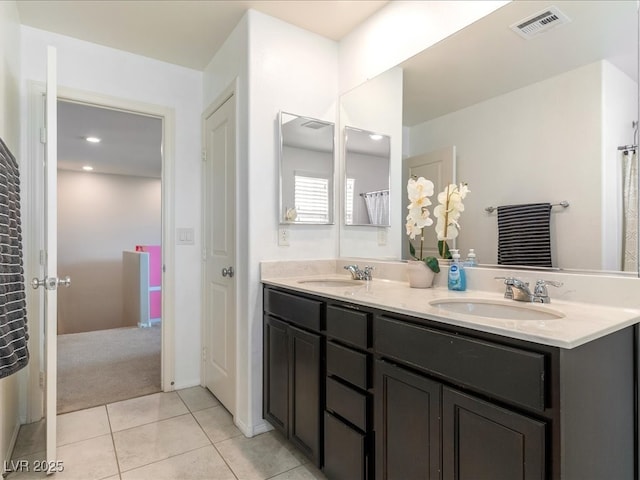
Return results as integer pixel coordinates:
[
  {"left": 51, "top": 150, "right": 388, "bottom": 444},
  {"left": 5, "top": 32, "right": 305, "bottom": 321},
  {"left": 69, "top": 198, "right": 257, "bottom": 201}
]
[
  {"left": 23, "top": 82, "right": 177, "bottom": 421},
  {"left": 200, "top": 79, "right": 238, "bottom": 409}
]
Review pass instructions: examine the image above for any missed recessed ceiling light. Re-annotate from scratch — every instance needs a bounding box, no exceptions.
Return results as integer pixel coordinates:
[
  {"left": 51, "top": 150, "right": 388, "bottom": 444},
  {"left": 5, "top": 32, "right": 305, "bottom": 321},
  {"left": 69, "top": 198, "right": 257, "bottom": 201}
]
[
  {"left": 82, "top": 165, "right": 94, "bottom": 171},
  {"left": 369, "top": 134, "right": 383, "bottom": 141},
  {"left": 85, "top": 136, "right": 101, "bottom": 143}
]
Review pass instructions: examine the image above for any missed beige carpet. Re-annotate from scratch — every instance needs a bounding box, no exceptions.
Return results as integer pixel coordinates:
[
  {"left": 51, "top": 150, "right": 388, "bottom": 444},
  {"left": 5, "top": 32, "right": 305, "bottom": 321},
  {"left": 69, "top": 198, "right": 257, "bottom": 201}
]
[{"left": 57, "top": 325, "right": 161, "bottom": 414}]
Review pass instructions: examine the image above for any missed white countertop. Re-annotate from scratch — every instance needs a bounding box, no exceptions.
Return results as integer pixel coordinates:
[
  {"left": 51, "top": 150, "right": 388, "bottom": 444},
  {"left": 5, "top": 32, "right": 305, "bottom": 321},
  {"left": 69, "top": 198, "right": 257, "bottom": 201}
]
[{"left": 262, "top": 274, "right": 640, "bottom": 349}]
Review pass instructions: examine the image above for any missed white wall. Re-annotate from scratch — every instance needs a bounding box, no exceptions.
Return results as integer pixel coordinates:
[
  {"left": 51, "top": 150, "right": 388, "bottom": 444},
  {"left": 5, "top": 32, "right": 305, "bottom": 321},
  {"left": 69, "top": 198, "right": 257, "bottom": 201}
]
[
  {"left": 408, "top": 62, "right": 608, "bottom": 270},
  {"left": 241, "top": 10, "right": 339, "bottom": 435},
  {"left": 340, "top": 67, "right": 403, "bottom": 259},
  {"left": 0, "top": 0, "right": 22, "bottom": 465},
  {"left": 20, "top": 26, "right": 203, "bottom": 387},
  {"left": 338, "top": 0, "right": 508, "bottom": 93},
  {"left": 57, "top": 170, "right": 161, "bottom": 334},
  {"left": 204, "top": 8, "right": 339, "bottom": 436}
]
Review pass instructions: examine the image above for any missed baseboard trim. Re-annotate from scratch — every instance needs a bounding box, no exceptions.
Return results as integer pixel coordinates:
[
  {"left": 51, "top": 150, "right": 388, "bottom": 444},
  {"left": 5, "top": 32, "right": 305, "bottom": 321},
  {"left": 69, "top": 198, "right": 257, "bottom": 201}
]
[
  {"left": 235, "top": 418, "right": 273, "bottom": 438},
  {"left": 171, "top": 379, "right": 201, "bottom": 391}
]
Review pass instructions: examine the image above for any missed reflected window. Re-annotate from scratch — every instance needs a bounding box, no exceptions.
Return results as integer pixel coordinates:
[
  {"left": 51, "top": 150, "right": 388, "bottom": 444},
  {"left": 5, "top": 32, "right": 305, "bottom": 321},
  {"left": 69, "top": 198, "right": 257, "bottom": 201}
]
[
  {"left": 345, "top": 178, "right": 355, "bottom": 224},
  {"left": 294, "top": 173, "right": 330, "bottom": 223}
]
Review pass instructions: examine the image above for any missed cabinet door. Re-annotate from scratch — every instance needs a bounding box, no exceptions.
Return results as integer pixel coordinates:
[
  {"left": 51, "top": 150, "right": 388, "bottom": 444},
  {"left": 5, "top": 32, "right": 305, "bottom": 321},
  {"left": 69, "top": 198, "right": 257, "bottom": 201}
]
[
  {"left": 442, "top": 387, "right": 545, "bottom": 480},
  {"left": 324, "top": 412, "right": 367, "bottom": 480},
  {"left": 263, "top": 315, "right": 289, "bottom": 435},
  {"left": 375, "top": 360, "right": 441, "bottom": 480},
  {"left": 289, "top": 325, "right": 322, "bottom": 465}
]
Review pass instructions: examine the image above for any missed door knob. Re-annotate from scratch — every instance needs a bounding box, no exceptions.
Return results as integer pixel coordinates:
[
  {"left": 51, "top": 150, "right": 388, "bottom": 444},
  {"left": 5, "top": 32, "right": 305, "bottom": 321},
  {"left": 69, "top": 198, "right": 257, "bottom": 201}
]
[
  {"left": 221, "top": 266, "right": 234, "bottom": 278},
  {"left": 31, "top": 276, "right": 72, "bottom": 290}
]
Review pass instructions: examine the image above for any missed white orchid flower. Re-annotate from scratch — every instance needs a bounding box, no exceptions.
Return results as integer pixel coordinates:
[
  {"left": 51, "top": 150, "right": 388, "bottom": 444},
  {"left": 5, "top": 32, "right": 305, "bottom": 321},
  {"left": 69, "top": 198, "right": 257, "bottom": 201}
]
[
  {"left": 405, "top": 219, "right": 423, "bottom": 239},
  {"left": 407, "top": 177, "right": 434, "bottom": 203},
  {"left": 433, "top": 182, "right": 469, "bottom": 242}
]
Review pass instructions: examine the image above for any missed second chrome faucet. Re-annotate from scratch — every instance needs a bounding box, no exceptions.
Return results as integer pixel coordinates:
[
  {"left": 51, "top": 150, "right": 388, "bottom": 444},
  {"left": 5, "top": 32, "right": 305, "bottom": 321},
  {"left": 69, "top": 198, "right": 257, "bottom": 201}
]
[
  {"left": 344, "top": 264, "right": 374, "bottom": 281},
  {"left": 496, "top": 277, "right": 562, "bottom": 304}
]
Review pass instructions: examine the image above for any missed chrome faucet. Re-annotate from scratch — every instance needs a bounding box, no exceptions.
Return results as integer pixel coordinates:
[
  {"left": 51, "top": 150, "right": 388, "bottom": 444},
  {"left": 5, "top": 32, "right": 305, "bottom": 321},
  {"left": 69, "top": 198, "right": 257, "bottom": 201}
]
[
  {"left": 532, "top": 279, "right": 563, "bottom": 303},
  {"left": 344, "top": 264, "right": 374, "bottom": 281},
  {"left": 496, "top": 277, "right": 563, "bottom": 304}
]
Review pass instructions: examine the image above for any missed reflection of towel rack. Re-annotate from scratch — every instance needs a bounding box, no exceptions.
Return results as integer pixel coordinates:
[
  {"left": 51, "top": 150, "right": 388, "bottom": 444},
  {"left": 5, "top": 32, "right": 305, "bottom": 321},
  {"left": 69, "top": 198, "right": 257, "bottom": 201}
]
[
  {"left": 617, "top": 121, "right": 638, "bottom": 153},
  {"left": 485, "top": 200, "right": 569, "bottom": 214},
  {"left": 360, "top": 189, "right": 389, "bottom": 197}
]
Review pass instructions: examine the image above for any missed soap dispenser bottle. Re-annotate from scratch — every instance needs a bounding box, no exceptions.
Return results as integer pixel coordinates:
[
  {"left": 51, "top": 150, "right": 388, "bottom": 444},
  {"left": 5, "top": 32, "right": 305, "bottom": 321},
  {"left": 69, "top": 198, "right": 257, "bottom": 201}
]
[
  {"left": 466, "top": 249, "right": 477, "bottom": 267},
  {"left": 448, "top": 249, "right": 467, "bottom": 291}
]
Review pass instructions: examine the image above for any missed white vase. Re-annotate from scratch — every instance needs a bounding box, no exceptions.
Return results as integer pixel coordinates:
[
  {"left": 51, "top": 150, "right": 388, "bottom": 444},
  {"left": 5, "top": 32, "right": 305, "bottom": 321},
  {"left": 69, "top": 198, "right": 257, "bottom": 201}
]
[{"left": 407, "top": 260, "right": 436, "bottom": 288}]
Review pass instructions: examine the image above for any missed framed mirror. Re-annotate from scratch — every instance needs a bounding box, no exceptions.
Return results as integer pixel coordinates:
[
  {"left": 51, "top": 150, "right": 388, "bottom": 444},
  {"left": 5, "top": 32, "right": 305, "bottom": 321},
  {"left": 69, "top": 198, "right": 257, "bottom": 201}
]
[
  {"left": 279, "top": 111, "right": 335, "bottom": 225},
  {"left": 344, "top": 126, "right": 391, "bottom": 226},
  {"left": 339, "top": 0, "right": 639, "bottom": 275}
]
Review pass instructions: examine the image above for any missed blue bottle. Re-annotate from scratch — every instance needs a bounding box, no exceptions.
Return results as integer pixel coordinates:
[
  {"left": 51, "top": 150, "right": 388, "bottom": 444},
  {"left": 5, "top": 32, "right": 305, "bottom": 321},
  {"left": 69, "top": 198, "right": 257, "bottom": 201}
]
[{"left": 448, "top": 249, "right": 467, "bottom": 291}]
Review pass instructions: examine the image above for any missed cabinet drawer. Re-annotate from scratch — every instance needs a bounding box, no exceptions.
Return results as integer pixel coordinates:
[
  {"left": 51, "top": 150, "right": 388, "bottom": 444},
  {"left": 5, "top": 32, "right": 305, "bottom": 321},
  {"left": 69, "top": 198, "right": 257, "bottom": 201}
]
[
  {"left": 264, "top": 288, "right": 323, "bottom": 331},
  {"left": 327, "top": 305, "right": 371, "bottom": 348},
  {"left": 375, "top": 316, "right": 546, "bottom": 412},
  {"left": 327, "top": 341, "right": 369, "bottom": 390},
  {"left": 326, "top": 377, "right": 368, "bottom": 431},
  {"left": 324, "top": 412, "right": 366, "bottom": 480}
]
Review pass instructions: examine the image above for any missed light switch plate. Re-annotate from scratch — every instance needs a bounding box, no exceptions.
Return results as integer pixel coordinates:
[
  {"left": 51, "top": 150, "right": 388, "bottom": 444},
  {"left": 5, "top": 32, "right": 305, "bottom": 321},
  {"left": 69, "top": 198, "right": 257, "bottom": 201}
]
[{"left": 176, "top": 227, "right": 195, "bottom": 245}]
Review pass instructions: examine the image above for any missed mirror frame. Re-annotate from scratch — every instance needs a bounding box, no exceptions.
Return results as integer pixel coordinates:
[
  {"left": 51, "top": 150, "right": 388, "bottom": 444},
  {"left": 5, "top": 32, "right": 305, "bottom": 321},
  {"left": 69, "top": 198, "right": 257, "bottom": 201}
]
[{"left": 278, "top": 111, "right": 336, "bottom": 225}]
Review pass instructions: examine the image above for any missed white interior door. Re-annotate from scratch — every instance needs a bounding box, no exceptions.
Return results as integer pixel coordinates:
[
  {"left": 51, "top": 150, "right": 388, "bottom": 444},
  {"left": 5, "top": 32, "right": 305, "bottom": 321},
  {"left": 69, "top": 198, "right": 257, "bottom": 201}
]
[
  {"left": 403, "top": 146, "right": 456, "bottom": 259},
  {"left": 38, "top": 45, "right": 60, "bottom": 471},
  {"left": 203, "top": 94, "right": 236, "bottom": 415}
]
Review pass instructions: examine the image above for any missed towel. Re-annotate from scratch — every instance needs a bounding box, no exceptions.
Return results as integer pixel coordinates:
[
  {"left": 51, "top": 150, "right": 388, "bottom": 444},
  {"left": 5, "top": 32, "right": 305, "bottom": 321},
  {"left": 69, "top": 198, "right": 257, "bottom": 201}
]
[
  {"left": 497, "top": 203, "right": 552, "bottom": 267},
  {"left": 0, "top": 137, "right": 28, "bottom": 379}
]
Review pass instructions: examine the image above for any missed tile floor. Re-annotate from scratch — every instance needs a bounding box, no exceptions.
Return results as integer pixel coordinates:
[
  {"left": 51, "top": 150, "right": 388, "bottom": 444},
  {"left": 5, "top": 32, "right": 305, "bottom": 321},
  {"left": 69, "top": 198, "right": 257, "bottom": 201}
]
[{"left": 6, "top": 387, "right": 326, "bottom": 480}]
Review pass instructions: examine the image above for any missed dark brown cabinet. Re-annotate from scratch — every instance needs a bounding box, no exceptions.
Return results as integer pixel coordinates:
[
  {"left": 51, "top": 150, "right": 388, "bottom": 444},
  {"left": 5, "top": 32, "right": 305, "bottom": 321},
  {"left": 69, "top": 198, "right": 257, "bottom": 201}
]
[
  {"left": 264, "top": 316, "right": 288, "bottom": 432},
  {"left": 375, "top": 358, "right": 546, "bottom": 480},
  {"left": 373, "top": 312, "right": 635, "bottom": 480},
  {"left": 263, "top": 284, "right": 637, "bottom": 480},
  {"left": 375, "top": 360, "right": 441, "bottom": 480},
  {"left": 324, "top": 304, "right": 373, "bottom": 480},
  {"left": 263, "top": 288, "right": 323, "bottom": 466},
  {"left": 442, "top": 387, "right": 545, "bottom": 480}
]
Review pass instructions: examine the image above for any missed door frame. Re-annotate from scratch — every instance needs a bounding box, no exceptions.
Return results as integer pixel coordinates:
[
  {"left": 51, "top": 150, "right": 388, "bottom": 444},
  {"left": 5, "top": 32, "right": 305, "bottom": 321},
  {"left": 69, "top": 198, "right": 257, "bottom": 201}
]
[
  {"left": 23, "top": 81, "right": 176, "bottom": 422},
  {"left": 200, "top": 79, "right": 239, "bottom": 415}
]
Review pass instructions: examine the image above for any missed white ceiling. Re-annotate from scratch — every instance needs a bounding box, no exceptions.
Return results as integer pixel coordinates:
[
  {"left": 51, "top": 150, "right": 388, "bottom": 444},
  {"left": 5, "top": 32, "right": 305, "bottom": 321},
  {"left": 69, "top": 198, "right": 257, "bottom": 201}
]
[
  {"left": 58, "top": 101, "right": 163, "bottom": 178},
  {"left": 30, "top": 1, "right": 636, "bottom": 177},
  {"left": 18, "top": 0, "right": 389, "bottom": 178},
  {"left": 16, "top": 0, "right": 389, "bottom": 71}
]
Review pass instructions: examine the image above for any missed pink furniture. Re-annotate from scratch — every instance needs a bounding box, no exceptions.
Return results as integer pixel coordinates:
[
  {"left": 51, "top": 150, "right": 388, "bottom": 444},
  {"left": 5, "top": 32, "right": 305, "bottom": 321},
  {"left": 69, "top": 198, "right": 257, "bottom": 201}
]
[
  {"left": 136, "top": 245, "right": 162, "bottom": 324},
  {"left": 136, "top": 245, "right": 162, "bottom": 323}
]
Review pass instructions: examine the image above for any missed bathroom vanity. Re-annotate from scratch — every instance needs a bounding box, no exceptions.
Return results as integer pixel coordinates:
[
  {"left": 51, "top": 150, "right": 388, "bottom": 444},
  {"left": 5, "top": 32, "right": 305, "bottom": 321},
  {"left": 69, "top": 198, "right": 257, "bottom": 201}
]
[{"left": 262, "top": 272, "right": 639, "bottom": 480}]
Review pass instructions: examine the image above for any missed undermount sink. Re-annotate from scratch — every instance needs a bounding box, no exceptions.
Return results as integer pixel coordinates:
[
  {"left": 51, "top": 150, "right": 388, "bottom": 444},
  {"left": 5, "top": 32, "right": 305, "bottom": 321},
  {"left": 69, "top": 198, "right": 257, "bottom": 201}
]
[
  {"left": 297, "top": 278, "right": 363, "bottom": 287},
  {"left": 429, "top": 298, "right": 565, "bottom": 321}
]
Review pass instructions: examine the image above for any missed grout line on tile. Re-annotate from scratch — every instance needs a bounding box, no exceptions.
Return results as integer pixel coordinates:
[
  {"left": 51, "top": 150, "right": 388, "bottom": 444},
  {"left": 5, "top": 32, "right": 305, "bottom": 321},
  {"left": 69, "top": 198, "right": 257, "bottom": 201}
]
[
  {"left": 105, "top": 403, "right": 123, "bottom": 479},
  {"left": 117, "top": 444, "right": 224, "bottom": 475},
  {"left": 109, "top": 411, "right": 194, "bottom": 435},
  {"left": 211, "top": 441, "right": 240, "bottom": 480}
]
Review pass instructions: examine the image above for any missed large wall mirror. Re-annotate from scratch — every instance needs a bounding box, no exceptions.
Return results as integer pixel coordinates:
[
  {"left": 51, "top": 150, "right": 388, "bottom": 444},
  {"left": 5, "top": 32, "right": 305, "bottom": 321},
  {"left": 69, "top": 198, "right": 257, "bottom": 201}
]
[
  {"left": 344, "top": 126, "right": 391, "bottom": 226},
  {"left": 279, "top": 112, "right": 335, "bottom": 225},
  {"left": 340, "top": 0, "right": 639, "bottom": 275}
]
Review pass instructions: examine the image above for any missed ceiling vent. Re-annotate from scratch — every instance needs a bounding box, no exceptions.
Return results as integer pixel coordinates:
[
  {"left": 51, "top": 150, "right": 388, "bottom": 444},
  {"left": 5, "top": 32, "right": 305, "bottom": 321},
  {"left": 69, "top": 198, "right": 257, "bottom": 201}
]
[
  {"left": 301, "top": 120, "right": 329, "bottom": 130},
  {"left": 510, "top": 6, "right": 571, "bottom": 40}
]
